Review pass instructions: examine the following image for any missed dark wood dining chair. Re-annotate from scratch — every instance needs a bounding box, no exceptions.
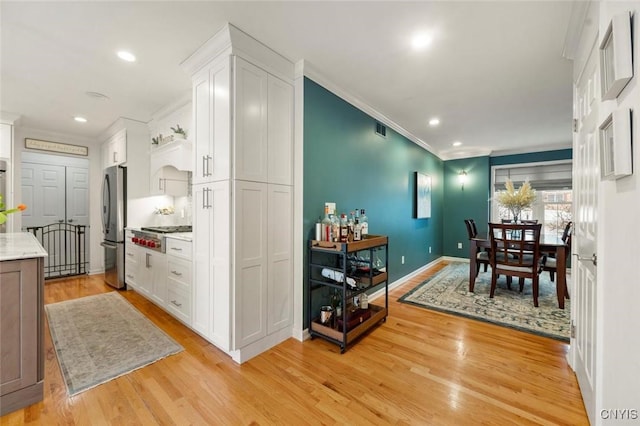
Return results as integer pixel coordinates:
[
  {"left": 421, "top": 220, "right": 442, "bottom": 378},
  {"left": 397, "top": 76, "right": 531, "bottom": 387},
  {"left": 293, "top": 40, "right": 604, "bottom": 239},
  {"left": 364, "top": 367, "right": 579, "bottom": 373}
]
[
  {"left": 465, "top": 219, "right": 489, "bottom": 275},
  {"left": 520, "top": 219, "right": 538, "bottom": 225},
  {"left": 543, "top": 221, "right": 572, "bottom": 286},
  {"left": 489, "top": 222, "right": 544, "bottom": 307}
]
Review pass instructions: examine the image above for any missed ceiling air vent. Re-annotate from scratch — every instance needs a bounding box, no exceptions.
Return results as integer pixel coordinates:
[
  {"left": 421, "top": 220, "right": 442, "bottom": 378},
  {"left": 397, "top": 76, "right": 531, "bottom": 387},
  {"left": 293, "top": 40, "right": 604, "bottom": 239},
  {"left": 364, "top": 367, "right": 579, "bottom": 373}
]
[{"left": 375, "top": 122, "right": 387, "bottom": 138}]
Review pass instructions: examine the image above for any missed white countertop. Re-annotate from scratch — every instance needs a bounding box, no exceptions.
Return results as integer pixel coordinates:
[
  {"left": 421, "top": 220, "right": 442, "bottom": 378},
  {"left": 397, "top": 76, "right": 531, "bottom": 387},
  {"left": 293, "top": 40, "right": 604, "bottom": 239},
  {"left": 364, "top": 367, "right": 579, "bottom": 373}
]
[
  {"left": 164, "top": 232, "right": 193, "bottom": 242},
  {"left": 0, "top": 232, "right": 48, "bottom": 261}
]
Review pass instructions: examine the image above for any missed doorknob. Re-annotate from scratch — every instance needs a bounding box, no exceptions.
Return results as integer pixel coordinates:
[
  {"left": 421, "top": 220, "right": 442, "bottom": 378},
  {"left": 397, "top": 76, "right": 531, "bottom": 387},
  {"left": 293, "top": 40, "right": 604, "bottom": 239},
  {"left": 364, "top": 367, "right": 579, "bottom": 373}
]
[
  {"left": 68, "top": 219, "right": 74, "bottom": 223},
  {"left": 58, "top": 219, "right": 64, "bottom": 223},
  {"left": 573, "top": 253, "right": 597, "bottom": 266}
]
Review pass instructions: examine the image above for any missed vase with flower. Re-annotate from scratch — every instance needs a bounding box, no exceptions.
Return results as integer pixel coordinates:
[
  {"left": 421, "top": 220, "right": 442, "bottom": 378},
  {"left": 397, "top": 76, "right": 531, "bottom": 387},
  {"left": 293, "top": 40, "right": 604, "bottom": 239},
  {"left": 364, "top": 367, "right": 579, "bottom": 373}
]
[
  {"left": 496, "top": 179, "right": 536, "bottom": 223},
  {"left": 0, "top": 194, "right": 27, "bottom": 225}
]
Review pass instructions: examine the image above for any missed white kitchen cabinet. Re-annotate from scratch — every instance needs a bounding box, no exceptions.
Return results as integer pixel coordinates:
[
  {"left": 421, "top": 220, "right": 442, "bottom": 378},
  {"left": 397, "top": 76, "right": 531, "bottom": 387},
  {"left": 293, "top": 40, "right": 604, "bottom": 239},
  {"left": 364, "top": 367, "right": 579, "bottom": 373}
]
[
  {"left": 124, "top": 232, "right": 140, "bottom": 289},
  {"left": 102, "top": 129, "right": 126, "bottom": 169},
  {"left": 165, "top": 237, "right": 193, "bottom": 325},
  {"left": 142, "top": 250, "right": 166, "bottom": 306},
  {"left": 0, "top": 123, "right": 12, "bottom": 159},
  {"left": 192, "top": 57, "right": 231, "bottom": 185},
  {"left": 183, "top": 23, "right": 294, "bottom": 363},
  {"left": 233, "top": 180, "right": 268, "bottom": 348},
  {"left": 192, "top": 181, "right": 230, "bottom": 350}
]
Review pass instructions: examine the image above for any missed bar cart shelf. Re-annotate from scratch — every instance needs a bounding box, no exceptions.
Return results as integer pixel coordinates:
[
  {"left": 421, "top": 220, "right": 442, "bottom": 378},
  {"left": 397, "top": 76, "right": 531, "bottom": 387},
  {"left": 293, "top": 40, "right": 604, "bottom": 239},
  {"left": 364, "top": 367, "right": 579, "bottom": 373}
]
[{"left": 307, "top": 235, "right": 388, "bottom": 353}]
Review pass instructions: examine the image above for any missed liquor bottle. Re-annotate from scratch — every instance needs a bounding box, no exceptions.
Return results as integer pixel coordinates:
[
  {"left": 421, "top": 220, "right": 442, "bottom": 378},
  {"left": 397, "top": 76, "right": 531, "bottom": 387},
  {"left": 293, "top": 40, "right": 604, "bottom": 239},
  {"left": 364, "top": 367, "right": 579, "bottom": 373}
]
[
  {"left": 354, "top": 218, "right": 362, "bottom": 241},
  {"left": 360, "top": 209, "right": 369, "bottom": 235},
  {"left": 347, "top": 211, "right": 355, "bottom": 242},
  {"left": 330, "top": 213, "right": 340, "bottom": 242},
  {"left": 315, "top": 216, "right": 322, "bottom": 241},
  {"left": 339, "top": 213, "right": 348, "bottom": 243},
  {"left": 321, "top": 206, "right": 331, "bottom": 241}
]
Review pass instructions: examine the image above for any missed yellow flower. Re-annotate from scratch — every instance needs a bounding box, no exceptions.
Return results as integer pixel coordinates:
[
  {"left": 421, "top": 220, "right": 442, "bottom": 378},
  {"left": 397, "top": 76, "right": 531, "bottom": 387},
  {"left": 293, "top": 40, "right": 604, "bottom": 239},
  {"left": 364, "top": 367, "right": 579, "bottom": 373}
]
[{"left": 496, "top": 179, "right": 536, "bottom": 217}]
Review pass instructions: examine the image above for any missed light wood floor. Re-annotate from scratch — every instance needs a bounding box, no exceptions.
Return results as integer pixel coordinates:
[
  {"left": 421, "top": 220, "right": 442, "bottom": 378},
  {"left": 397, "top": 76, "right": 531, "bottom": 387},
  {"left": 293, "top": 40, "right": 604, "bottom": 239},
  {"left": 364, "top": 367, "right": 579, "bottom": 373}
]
[{"left": 2, "top": 261, "right": 588, "bottom": 425}]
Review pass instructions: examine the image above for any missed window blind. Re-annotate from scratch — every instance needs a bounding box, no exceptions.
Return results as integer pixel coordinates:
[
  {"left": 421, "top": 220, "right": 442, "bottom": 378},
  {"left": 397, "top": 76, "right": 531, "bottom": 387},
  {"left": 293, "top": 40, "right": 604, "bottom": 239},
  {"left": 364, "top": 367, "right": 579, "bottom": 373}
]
[{"left": 494, "top": 162, "right": 573, "bottom": 191}]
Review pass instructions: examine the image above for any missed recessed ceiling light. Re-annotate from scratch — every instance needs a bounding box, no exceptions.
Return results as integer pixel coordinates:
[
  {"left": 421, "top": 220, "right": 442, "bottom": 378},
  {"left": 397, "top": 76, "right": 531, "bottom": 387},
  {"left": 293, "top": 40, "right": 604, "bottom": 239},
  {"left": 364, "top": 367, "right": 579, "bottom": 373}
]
[
  {"left": 452, "top": 141, "right": 462, "bottom": 147},
  {"left": 74, "top": 116, "right": 87, "bottom": 123},
  {"left": 117, "top": 50, "right": 136, "bottom": 62},
  {"left": 429, "top": 118, "right": 440, "bottom": 126},
  {"left": 411, "top": 33, "right": 433, "bottom": 50}
]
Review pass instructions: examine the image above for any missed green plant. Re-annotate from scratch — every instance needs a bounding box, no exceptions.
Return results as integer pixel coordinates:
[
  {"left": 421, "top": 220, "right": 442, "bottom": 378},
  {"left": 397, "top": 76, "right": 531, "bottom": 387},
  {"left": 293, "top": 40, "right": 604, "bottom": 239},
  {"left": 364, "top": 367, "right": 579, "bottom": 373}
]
[
  {"left": 0, "top": 194, "right": 27, "bottom": 225},
  {"left": 170, "top": 124, "right": 187, "bottom": 138},
  {"left": 151, "top": 136, "right": 159, "bottom": 145}
]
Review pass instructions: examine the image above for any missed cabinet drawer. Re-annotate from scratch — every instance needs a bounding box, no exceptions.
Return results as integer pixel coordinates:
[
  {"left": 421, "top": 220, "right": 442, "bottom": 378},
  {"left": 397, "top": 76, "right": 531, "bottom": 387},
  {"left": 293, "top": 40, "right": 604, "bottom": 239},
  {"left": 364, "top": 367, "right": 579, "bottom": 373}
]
[
  {"left": 166, "top": 283, "right": 191, "bottom": 324},
  {"left": 124, "top": 259, "right": 139, "bottom": 286},
  {"left": 167, "top": 257, "right": 191, "bottom": 285},
  {"left": 165, "top": 238, "right": 192, "bottom": 260}
]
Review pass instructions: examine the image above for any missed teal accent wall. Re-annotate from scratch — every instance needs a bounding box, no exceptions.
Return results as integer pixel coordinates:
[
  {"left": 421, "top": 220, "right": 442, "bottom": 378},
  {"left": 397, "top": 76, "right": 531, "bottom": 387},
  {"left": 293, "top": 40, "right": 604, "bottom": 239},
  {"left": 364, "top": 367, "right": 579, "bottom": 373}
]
[
  {"left": 303, "top": 78, "right": 443, "bottom": 323},
  {"left": 442, "top": 156, "right": 491, "bottom": 257}
]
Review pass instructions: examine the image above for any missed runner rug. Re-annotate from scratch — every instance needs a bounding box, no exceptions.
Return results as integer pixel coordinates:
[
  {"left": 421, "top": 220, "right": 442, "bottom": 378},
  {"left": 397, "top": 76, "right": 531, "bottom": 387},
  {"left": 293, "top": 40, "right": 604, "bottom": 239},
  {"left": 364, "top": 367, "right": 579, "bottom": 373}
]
[
  {"left": 399, "top": 262, "right": 570, "bottom": 341},
  {"left": 45, "top": 292, "right": 183, "bottom": 396}
]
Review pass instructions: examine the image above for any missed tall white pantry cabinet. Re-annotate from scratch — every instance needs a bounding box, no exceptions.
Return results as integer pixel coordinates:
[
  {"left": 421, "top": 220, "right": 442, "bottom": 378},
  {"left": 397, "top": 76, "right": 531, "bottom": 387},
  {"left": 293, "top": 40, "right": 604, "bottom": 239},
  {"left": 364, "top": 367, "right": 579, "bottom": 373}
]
[{"left": 183, "top": 24, "right": 294, "bottom": 363}]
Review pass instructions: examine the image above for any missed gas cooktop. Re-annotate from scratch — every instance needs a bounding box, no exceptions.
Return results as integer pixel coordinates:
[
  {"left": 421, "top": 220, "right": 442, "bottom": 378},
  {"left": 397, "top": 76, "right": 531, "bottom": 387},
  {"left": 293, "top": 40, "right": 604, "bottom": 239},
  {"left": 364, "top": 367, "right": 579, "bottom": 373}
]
[{"left": 140, "top": 225, "right": 192, "bottom": 234}]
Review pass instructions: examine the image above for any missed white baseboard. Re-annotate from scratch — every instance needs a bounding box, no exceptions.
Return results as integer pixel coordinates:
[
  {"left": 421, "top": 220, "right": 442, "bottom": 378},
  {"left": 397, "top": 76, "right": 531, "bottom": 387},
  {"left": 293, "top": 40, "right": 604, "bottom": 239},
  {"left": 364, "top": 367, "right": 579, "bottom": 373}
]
[{"left": 368, "top": 257, "right": 445, "bottom": 302}]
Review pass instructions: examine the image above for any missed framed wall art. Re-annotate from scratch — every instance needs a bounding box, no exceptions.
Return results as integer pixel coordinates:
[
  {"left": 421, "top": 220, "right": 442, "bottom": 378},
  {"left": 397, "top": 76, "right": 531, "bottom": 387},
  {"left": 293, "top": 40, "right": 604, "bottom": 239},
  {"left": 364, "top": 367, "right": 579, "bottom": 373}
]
[
  {"left": 414, "top": 172, "right": 431, "bottom": 219},
  {"left": 599, "top": 108, "right": 632, "bottom": 180},
  {"left": 600, "top": 11, "right": 633, "bottom": 100}
]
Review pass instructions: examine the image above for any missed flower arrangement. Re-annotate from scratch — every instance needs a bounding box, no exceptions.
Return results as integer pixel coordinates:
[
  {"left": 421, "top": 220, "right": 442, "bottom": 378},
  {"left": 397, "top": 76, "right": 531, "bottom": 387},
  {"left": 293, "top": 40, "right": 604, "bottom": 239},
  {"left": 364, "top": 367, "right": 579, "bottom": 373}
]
[
  {"left": 496, "top": 179, "right": 536, "bottom": 221},
  {"left": 0, "top": 194, "right": 27, "bottom": 225},
  {"left": 154, "top": 206, "right": 175, "bottom": 215},
  {"left": 170, "top": 124, "right": 187, "bottom": 139}
]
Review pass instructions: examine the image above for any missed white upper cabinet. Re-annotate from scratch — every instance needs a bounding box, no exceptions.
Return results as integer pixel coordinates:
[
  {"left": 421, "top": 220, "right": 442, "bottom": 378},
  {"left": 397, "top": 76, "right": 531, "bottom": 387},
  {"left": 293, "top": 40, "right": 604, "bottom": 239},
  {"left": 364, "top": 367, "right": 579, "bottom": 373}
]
[
  {"left": 192, "top": 56, "right": 231, "bottom": 185},
  {"left": 0, "top": 123, "right": 12, "bottom": 159},
  {"left": 102, "top": 129, "right": 126, "bottom": 169},
  {"left": 267, "top": 75, "right": 294, "bottom": 185},
  {"left": 234, "top": 57, "right": 268, "bottom": 182}
]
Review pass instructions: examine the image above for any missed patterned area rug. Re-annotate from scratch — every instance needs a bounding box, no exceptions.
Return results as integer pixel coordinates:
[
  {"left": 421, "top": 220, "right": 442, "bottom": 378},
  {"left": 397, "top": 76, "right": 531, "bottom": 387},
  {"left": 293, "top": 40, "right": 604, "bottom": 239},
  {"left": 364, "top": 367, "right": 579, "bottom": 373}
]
[
  {"left": 399, "top": 262, "right": 570, "bottom": 341},
  {"left": 45, "top": 292, "right": 183, "bottom": 396}
]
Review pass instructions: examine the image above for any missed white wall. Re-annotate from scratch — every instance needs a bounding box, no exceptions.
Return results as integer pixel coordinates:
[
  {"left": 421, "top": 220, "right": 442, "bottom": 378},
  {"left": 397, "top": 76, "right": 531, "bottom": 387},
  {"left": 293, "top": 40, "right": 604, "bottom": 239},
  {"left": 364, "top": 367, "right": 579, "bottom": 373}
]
[{"left": 597, "top": 1, "right": 640, "bottom": 415}]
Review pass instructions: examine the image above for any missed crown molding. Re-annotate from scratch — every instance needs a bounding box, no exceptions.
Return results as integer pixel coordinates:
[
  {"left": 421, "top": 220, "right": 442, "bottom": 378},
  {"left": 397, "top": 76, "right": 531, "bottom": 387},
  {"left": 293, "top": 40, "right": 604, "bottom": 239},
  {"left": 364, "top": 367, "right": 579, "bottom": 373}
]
[{"left": 300, "top": 61, "right": 437, "bottom": 157}]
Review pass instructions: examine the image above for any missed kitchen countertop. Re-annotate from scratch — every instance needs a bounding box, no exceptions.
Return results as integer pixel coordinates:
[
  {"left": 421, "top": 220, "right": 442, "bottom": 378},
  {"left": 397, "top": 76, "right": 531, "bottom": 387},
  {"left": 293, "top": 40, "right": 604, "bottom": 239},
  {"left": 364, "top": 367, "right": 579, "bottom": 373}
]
[
  {"left": 164, "top": 232, "right": 193, "bottom": 242},
  {"left": 0, "top": 232, "right": 48, "bottom": 261}
]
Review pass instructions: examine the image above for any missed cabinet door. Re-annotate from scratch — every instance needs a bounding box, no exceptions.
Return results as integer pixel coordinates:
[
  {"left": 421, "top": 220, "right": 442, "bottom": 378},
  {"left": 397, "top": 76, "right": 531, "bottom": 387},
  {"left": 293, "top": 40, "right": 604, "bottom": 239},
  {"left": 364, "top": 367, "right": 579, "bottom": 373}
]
[
  {"left": 149, "top": 251, "right": 167, "bottom": 306},
  {"left": 234, "top": 180, "right": 268, "bottom": 348},
  {"left": 137, "top": 251, "right": 153, "bottom": 297},
  {"left": 192, "top": 57, "right": 231, "bottom": 185},
  {"left": 267, "top": 184, "right": 293, "bottom": 334},
  {"left": 150, "top": 166, "right": 189, "bottom": 197},
  {"left": 0, "top": 259, "right": 38, "bottom": 396},
  {"left": 234, "top": 57, "right": 268, "bottom": 183},
  {"left": 124, "top": 238, "right": 140, "bottom": 288},
  {"left": 111, "top": 129, "right": 127, "bottom": 165},
  {"left": 267, "top": 75, "right": 294, "bottom": 185},
  {"left": 192, "top": 181, "right": 231, "bottom": 350}
]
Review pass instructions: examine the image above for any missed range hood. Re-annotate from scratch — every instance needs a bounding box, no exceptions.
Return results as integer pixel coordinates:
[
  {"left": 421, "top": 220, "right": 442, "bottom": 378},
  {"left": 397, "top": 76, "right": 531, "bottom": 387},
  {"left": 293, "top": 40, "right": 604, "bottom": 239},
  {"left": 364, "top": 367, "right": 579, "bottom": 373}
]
[{"left": 150, "top": 139, "right": 193, "bottom": 174}]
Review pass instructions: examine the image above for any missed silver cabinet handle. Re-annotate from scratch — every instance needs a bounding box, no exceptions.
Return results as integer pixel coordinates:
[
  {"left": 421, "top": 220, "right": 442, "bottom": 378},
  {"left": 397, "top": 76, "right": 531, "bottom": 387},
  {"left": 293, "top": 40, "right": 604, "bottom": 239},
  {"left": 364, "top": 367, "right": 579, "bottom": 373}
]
[
  {"left": 126, "top": 274, "right": 134, "bottom": 279},
  {"left": 127, "top": 252, "right": 135, "bottom": 257},
  {"left": 171, "top": 300, "right": 182, "bottom": 308},
  {"left": 206, "top": 155, "right": 213, "bottom": 176},
  {"left": 113, "top": 152, "right": 117, "bottom": 163},
  {"left": 159, "top": 178, "right": 164, "bottom": 191},
  {"left": 171, "top": 270, "right": 182, "bottom": 276},
  {"left": 573, "top": 253, "right": 597, "bottom": 266},
  {"left": 202, "top": 155, "right": 207, "bottom": 178},
  {"left": 171, "top": 247, "right": 183, "bottom": 252},
  {"left": 146, "top": 253, "right": 151, "bottom": 268}
]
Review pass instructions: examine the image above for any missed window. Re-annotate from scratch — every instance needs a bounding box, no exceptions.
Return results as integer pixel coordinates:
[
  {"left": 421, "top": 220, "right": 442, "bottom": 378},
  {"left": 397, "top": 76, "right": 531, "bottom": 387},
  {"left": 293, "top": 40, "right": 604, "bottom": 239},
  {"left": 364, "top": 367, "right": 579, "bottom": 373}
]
[{"left": 492, "top": 161, "right": 572, "bottom": 238}]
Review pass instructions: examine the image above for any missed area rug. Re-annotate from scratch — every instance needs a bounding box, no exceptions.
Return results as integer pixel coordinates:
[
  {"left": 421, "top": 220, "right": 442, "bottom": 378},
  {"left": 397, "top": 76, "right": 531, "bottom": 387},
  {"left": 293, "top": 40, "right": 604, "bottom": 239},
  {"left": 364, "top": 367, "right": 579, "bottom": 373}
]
[
  {"left": 399, "top": 262, "right": 570, "bottom": 341},
  {"left": 45, "top": 292, "right": 183, "bottom": 396}
]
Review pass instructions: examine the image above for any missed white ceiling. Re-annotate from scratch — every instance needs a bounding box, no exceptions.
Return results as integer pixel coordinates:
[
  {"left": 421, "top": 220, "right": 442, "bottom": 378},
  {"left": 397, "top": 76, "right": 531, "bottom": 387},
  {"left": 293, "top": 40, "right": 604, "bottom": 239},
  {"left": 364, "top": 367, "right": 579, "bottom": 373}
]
[{"left": 1, "top": 1, "right": 575, "bottom": 160}]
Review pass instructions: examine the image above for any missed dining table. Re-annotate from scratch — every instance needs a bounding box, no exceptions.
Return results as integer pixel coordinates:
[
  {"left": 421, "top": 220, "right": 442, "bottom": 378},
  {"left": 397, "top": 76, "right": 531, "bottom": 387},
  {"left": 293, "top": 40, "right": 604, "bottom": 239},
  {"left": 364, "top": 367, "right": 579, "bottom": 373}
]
[{"left": 469, "top": 233, "right": 569, "bottom": 309}]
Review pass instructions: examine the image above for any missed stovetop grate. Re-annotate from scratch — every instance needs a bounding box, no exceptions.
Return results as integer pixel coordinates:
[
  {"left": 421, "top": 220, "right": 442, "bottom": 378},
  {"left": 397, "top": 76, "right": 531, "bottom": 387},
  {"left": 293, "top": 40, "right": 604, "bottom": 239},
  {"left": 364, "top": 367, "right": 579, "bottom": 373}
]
[{"left": 140, "top": 225, "right": 192, "bottom": 234}]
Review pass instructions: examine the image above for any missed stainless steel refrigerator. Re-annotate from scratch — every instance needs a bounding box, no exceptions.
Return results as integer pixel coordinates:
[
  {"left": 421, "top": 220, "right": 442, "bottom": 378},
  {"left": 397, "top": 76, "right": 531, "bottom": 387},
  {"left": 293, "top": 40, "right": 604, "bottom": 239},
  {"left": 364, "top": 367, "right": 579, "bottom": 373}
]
[{"left": 101, "top": 165, "right": 126, "bottom": 289}]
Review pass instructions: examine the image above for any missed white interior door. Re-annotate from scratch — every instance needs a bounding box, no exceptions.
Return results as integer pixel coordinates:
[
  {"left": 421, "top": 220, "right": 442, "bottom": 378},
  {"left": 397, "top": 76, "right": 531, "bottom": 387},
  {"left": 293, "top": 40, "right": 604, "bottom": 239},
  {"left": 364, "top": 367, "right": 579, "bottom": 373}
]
[
  {"left": 66, "top": 166, "right": 89, "bottom": 226},
  {"left": 20, "top": 162, "right": 66, "bottom": 228},
  {"left": 571, "top": 37, "right": 599, "bottom": 423}
]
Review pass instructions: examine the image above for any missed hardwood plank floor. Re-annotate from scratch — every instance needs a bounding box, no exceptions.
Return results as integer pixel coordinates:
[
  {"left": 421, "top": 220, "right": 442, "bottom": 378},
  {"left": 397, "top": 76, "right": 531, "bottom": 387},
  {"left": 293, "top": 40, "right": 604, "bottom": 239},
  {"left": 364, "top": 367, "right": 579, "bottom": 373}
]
[{"left": 2, "top": 262, "right": 588, "bottom": 425}]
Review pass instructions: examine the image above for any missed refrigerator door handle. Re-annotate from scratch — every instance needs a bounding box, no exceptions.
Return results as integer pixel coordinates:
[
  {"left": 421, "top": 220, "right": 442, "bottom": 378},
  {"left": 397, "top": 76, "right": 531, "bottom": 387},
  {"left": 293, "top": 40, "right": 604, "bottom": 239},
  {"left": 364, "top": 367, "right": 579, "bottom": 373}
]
[{"left": 100, "top": 241, "right": 118, "bottom": 249}]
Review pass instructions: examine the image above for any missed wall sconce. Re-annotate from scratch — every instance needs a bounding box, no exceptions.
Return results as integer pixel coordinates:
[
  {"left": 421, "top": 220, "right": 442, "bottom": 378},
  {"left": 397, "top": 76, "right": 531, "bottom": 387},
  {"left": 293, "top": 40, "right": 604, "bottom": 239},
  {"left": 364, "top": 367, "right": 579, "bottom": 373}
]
[{"left": 458, "top": 170, "right": 467, "bottom": 190}]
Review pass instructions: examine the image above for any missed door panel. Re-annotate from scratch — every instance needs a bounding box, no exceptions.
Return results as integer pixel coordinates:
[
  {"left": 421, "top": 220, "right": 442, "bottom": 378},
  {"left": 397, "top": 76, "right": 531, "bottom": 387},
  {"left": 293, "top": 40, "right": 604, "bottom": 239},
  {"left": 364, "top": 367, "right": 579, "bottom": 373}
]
[
  {"left": 21, "top": 163, "right": 65, "bottom": 228},
  {"left": 66, "top": 166, "right": 89, "bottom": 226},
  {"left": 572, "top": 38, "right": 598, "bottom": 423}
]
